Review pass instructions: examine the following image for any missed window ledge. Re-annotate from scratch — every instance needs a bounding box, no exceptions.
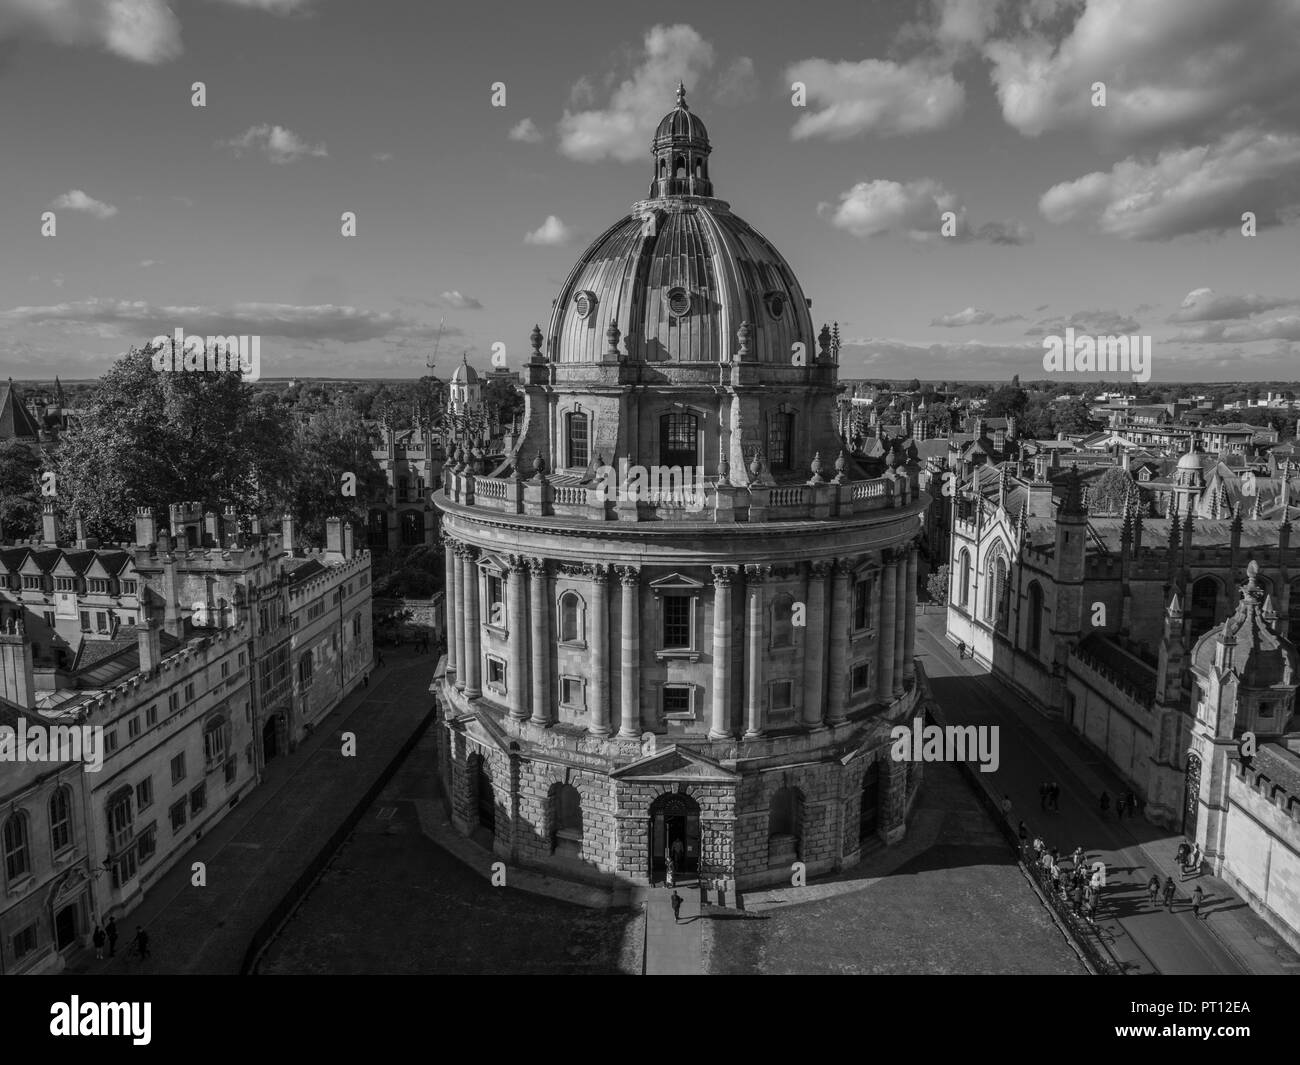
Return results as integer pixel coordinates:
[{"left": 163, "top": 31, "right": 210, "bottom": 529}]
[
  {"left": 663, "top": 712, "right": 696, "bottom": 721},
  {"left": 484, "top": 624, "right": 509, "bottom": 639},
  {"left": 559, "top": 640, "right": 588, "bottom": 651},
  {"left": 6, "top": 875, "right": 34, "bottom": 897},
  {"left": 655, "top": 649, "right": 700, "bottom": 662}
]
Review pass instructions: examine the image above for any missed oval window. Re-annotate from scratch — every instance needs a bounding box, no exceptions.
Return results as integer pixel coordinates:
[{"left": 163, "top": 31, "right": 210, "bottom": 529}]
[
  {"left": 765, "top": 292, "right": 785, "bottom": 319},
  {"left": 667, "top": 287, "right": 691, "bottom": 317},
  {"left": 574, "top": 291, "right": 596, "bottom": 319}
]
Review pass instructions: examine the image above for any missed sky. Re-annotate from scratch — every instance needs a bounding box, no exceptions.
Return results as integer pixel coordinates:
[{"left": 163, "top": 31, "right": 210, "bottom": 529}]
[{"left": 1, "top": 0, "right": 1299, "bottom": 384}]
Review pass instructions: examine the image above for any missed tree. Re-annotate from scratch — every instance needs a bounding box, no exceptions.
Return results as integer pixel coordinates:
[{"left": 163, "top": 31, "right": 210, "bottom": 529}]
[
  {"left": 984, "top": 385, "right": 1028, "bottom": 419},
  {"left": 1087, "top": 466, "right": 1133, "bottom": 516},
  {"left": 926, "top": 564, "right": 949, "bottom": 606},
  {"left": 1052, "top": 397, "right": 1096, "bottom": 436},
  {"left": 0, "top": 440, "right": 41, "bottom": 540},
  {"left": 905, "top": 377, "right": 921, "bottom": 392}
]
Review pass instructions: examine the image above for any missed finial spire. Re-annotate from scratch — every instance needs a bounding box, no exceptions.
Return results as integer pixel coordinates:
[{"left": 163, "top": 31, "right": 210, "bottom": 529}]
[{"left": 676, "top": 80, "right": 687, "bottom": 108}]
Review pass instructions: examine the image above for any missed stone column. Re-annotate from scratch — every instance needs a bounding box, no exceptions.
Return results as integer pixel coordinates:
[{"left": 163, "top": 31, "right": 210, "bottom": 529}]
[
  {"left": 507, "top": 555, "right": 529, "bottom": 720},
  {"left": 709, "top": 566, "right": 737, "bottom": 740},
  {"left": 528, "top": 557, "right": 551, "bottom": 725},
  {"left": 826, "top": 558, "right": 853, "bottom": 725},
  {"left": 802, "top": 560, "right": 831, "bottom": 729},
  {"left": 877, "top": 550, "right": 897, "bottom": 704},
  {"left": 452, "top": 543, "right": 467, "bottom": 691},
  {"left": 903, "top": 546, "right": 918, "bottom": 685},
  {"left": 893, "top": 549, "right": 908, "bottom": 696},
  {"left": 744, "top": 564, "right": 768, "bottom": 738},
  {"left": 462, "top": 545, "right": 481, "bottom": 698},
  {"left": 443, "top": 538, "right": 458, "bottom": 680},
  {"left": 589, "top": 564, "right": 611, "bottom": 735},
  {"left": 617, "top": 566, "right": 641, "bottom": 738}
]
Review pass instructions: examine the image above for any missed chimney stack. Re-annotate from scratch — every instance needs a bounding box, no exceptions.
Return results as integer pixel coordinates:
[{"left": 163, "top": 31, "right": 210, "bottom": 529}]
[
  {"left": 136, "top": 607, "right": 162, "bottom": 673},
  {"left": 135, "top": 507, "right": 157, "bottom": 548},
  {"left": 74, "top": 512, "right": 87, "bottom": 550},
  {"left": 281, "top": 514, "right": 296, "bottom": 557},
  {"left": 325, "top": 516, "right": 343, "bottom": 557},
  {"left": 41, "top": 501, "right": 60, "bottom": 545},
  {"left": 205, "top": 510, "right": 221, "bottom": 547},
  {"left": 343, "top": 522, "right": 355, "bottom": 559},
  {"left": 0, "top": 618, "right": 36, "bottom": 709}
]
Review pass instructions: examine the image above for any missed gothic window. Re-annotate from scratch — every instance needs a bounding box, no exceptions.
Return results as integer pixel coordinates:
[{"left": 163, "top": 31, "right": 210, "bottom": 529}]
[
  {"left": 660, "top": 412, "right": 698, "bottom": 468},
  {"left": 566, "top": 412, "right": 589, "bottom": 469},
  {"left": 49, "top": 787, "right": 72, "bottom": 853},
  {"left": 957, "top": 549, "right": 972, "bottom": 608},
  {"left": 768, "top": 411, "right": 793, "bottom": 471}
]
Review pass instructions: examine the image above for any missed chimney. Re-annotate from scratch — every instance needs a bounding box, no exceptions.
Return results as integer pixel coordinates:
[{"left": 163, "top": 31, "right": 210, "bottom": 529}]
[
  {"left": 135, "top": 507, "right": 157, "bottom": 548},
  {"left": 41, "top": 501, "right": 60, "bottom": 545},
  {"left": 0, "top": 618, "right": 35, "bottom": 709},
  {"left": 343, "top": 522, "right": 355, "bottom": 559},
  {"left": 136, "top": 613, "right": 162, "bottom": 673},
  {"left": 74, "top": 512, "right": 87, "bottom": 549},
  {"left": 205, "top": 510, "right": 221, "bottom": 547},
  {"left": 325, "top": 516, "right": 343, "bottom": 557},
  {"left": 281, "top": 513, "right": 296, "bottom": 557}
]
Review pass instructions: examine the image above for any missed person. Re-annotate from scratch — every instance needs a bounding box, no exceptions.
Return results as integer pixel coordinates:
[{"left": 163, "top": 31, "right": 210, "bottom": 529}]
[
  {"left": 133, "top": 926, "right": 150, "bottom": 959},
  {"left": 1163, "top": 876, "right": 1176, "bottom": 910},
  {"left": 1192, "top": 885, "right": 1205, "bottom": 919},
  {"left": 1039, "top": 782, "right": 1049, "bottom": 810},
  {"left": 1116, "top": 794, "right": 1127, "bottom": 818},
  {"left": 1001, "top": 795, "right": 1012, "bottom": 820},
  {"left": 665, "top": 851, "right": 676, "bottom": 888},
  {"left": 956, "top": 639, "right": 966, "bottom": 659},
  {"left": 1018, "top": 821, "right": 1028, "bottom": 851},
  {"left": 1147, "top": 875, "right": 1160, "bottom": 906},
  {"left": 106, "top": 917, "right": 118, "bottom": 958},
  {"left": 1071, "top": 846, "right": 1085, "bottom": 869},
  {"left": 1190, "top": 843, "right": 1203, "bottom": 875},
  {"left": 92, "top": 925, "right": 105, "bottom": 961},
  {"left": 362, "top": 672, "right": 369, "bottom": 688},
  {"left": 1070, "top": 883, "right": 1083, "bottom": 915},
  {"left": 1051, "top": 782, "right": 1061, "bottom": 811},
  {"left": 671, "top": 836, "right": 685, "bottom": 871},
  {"left": 1084, "top": 895, "right": 1097, "bottom": 924},
  {"left": 1099, "top": 791, "right": 1110, "bottom": 818},
  {"left": 376, "top": 649, "right": 385, "bottom": 668},
  {"left": 670, "top": 890, "right": 683, "bottom": 923}
]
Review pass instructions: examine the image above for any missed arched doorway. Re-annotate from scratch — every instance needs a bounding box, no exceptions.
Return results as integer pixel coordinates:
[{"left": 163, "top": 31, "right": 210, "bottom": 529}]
[
  {"left": 262, "top": 715, "right": 282, "bottom": 763},
  {"left": 1182, "top": 752, "right": 1202, "bottom": 839},
  {"left": 469, "top": 753, "right": 496, "bottom": 833},
  {"left": 649, "top": 792, "right": 699, "bottom": 883},
  {"left": 859, "top": 761, "right": 881, "bottom": 842}
]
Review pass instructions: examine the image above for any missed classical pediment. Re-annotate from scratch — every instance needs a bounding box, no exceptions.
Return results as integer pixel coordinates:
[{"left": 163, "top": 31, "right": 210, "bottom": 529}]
[
  {"left": 648, "top": 573, "right": 705, "bottom": 591},
  {"left": 611, "top": 744, "right": 738, "bottom": 782}
]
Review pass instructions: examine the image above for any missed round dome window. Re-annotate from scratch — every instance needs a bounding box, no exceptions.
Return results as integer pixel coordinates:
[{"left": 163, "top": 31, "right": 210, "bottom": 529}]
[
  {"left": 765, "top": 292, "right": 786, "bottom": 319},
  {"left": 574, "top": 290, "right": 597, "bottom": 319},
  {"left": 666, "top": 287, "right": 691, "bottom": 317}
]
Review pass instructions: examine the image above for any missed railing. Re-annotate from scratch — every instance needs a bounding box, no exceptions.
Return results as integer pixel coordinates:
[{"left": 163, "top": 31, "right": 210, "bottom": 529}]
[
  {"left": 473, "top": 477, "right": 508, "bottom": 500},
  {"left": 769, "top": 486, "right": 807, "bottom": 507},
  {"left": 553, "top": 485, "right": 587, "bottom": 505}
]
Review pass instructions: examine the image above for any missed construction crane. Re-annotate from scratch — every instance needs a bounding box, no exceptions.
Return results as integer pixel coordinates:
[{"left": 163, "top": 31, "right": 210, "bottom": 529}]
[{"left": 427, "top": 318, "right": 445, "bottom": 374}]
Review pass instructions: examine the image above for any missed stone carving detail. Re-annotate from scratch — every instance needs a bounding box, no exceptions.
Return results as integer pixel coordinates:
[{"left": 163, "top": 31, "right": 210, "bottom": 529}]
[
  {"left": 616, "top": 565, "right": 640, "bottom": 585},
  {"left": 744, "top": 564, "right": 770, "bottom": 582},
  {"left": 711, "top": 565, "right": 738, "bottom": 586}
]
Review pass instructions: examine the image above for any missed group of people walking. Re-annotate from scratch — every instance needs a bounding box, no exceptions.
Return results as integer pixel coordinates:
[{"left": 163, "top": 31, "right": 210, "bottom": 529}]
[
  {"left": 1099, "top": 788, "right": 1140, "bottom": 819},
  {"left": 1024, "top": 835, "right": 1107, "bottom": 923},
  {"left": 91, "top": 917, "right": 150, "bottom": 962}
]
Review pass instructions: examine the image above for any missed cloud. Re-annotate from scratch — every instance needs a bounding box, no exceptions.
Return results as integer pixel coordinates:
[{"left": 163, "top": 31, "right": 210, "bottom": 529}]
[
  {"left": 138, "top": 259, "right": 162, "bottom": 268},
  {"left": 0, "top": 298, "right": 449, "bottom": 344},
  {"left": 210, "top": 0, "right": 317, "bottom": 11},
  {"left": 508, "top": 118, "right": 544, "bottom": 144},
  {"left": 930, "top": 307, "right": 1024, "bottom": 327},
  {"left": 819, "top": 178, "right": 1029, "bottom": 243},
  {"left": 219, "top": 123, "right": 328, "bottom": 164},
  {"left": 1169, "top": 318, "right": 1300, "bottom": 344},
  {"left": 1039, "top": 128, "right": 1300, "bottom": 239},
  {"left": 1025, "top": 309, "right": 1143, "bottom": 335},
  {"left": 371, "top": 151, "right": 394, "bottom": 162},
  {"left": 524, "top": 215, "right": 572, "bottom": 246},
  {"left": 568, "top": 75, "right": 597, "bottom": 109},
  {"left": 0, "top": 0, "right": 183, "bottom": 63},
  {"left": 557, "top": 24, "right": 715, "bottom": 163},
  {"left": 983, "top": 0, "right": 1300, "bottom": 144},
  {"left": 1167, "top": 287, "right": 1300, "bottom": 322},
  {"left": 714, "top": 56, "right": 757, "bottom": 105},
  {"left": 436, "top": 290, "right": 482, "bottom": 310},
  {"left": 49, "top": 189, "right": 117, "bottom": 218},
  {"left": 786, "top": 56, "right": 964, "bottom": 140}
]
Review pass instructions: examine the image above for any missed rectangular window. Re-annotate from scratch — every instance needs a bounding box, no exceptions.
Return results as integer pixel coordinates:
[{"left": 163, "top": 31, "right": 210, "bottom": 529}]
[
  {"left": 121, "top": 580, "right": 138, "bottom": 595},
  {"left": 221, "top": 661, "right": 230, "bottom": 679},
  {"left": 851, "top": 663, "right": 871, "bottom": 692},
  {"left": 56, "top": 576, "right": 75, "bottom": 592},
  {"left": 146, "top": 704, "right": 158, "bottom": 727},
  {"left": 168, "top": 692, "right": 179, "bottom": 713},
  {"left": 567, "top": 412, "right": 589, "bottom": 469},
  {"left": 136, "top": 824, "right": 157, "bottom": 864},
  {"left": 662, "top": 686, "right": 693, "bottom": 718},
  {"left": 486, "top": 656, "right": 506, "bottom": 693},
  {"left": 238, "top": 651, "right": 246, "bottom": 668},
  {"left": 487, "top": 574, "right": 504, "bottom": 627},
  {"left": 96, "top": 611, "right": 107, "bottom": 631},
  {"left": 22, "top": 575, "right": 41, "bottom": 590},
  {"left": 169, "top": 799, "right": 187, "bottom": 834},
  {"left": 88, "top": 578, "right": 109, "bottom": 594},
  {"left": 13, "top": 925, "right": 37, "bottom": 959},
  {"left": 43, "top": 610, "right": 55, "bottom": 627},
  {"left": 768, "top": 412, "right": 793, "bottom": 472},
  {"left": 184, "top": 682, "right": 195, "bottom": 702},
  {"left": 171, "top": 752, "right": 186, "bottom": 784},
  {"left": 127, "top": 716, "right": 141, "bottom": 740},
  {"left": 136, "top": 777, "right": 154, "bottom": 811},
  {"left": 224, "top": 758, "right": 237, "bottom": 786},
  {"left": 560, "top": 677, "right": 585, "bottom": 709},
  {"left": 105, "top": 730, "right": 119, "bottom": 754},
  {"left": 204, "top": 722, "right": 228, "bottom": 768},
  {"left": 111, "top": 848, "right": 137, "bottom": 889},
  {"left": 853, "top": 579, "right": 870, "bottom": 631},
  {"left": 190, "top": 783, "right": 207, "bottom": 815},
  {"left": 662, "top": 596, "right": 692, "bottom": 649},
  {"left": 79, "top": 611, "right": 91, "bottom": 632},
  {"left": 771, "top": 680, "right": 794, "bottom": 710}
]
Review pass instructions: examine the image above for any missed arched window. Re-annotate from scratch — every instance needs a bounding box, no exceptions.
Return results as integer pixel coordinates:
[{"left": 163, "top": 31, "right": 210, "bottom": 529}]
[
  {"left": 957, "top": 549, "right": 972, "bottom": 607},
  {"left": 674, "top": 154, "right": 686, "bottom": 178},
  {"left": 985, "top": 549, "right": 1008, "bottom": 624},
  {"left": 771, "top": 595, "right": 794, "bottom": 648},
  {"left": 3, "top": 811, "right": 30, "bottom": 881},
  {"left": 566, "top": 412, "right": 589, "bottom": 469},
  {"left": 551, "top": 783, "right": 583, "bottom": 856},
  {"left": 49, "top": 787, "right": 72, "bottom": 853},
  {"left": 558, "top": 592, "right": 584, "bottom": 644},
  {"left": 1027, "top": 581, "right": 1044, "bottom": 654},
  {"left": 660, "top": 412, "right": 698, "bottom": 468}
]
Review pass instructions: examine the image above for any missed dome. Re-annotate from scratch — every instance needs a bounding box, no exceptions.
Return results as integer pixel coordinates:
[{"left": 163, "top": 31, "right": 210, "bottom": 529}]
[
  {"left": 1191, "top": 562, "right": 1298, "bottom": 687},
  {"left": 546, "top": 84, "right": 812, "bottom": 366},
  {"left": 451, "top": 356, "right": 479, "bottom": 385},
  {"left": 1177, "top": 450, "right": 1203, "bottom": 471}
]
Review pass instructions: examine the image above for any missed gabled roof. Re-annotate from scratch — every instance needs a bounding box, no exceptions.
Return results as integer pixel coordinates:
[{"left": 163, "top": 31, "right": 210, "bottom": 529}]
[
  {"left": 0, "top": 381, "right": 42, "bottom": 440},
  {"left": 609, "top": 745, "right": 738, "bottom": 782}
]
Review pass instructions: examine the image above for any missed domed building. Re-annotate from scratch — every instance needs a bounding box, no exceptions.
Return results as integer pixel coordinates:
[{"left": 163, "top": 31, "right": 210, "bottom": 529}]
[{"left": 433, "top": 86, "right": 932, "bottom": 889}]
